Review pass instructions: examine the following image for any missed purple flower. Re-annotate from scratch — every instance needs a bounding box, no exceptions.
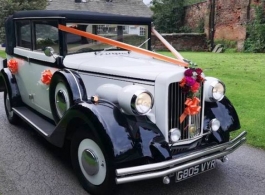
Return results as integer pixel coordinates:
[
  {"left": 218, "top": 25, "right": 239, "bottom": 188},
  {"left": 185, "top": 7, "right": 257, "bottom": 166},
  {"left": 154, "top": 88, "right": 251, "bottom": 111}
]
[
  {"left": 185, "top": 76, "right": 196, "bottom": 86},
  {"left": 184, "top": 69, "right": 193, "bottom": 76}
]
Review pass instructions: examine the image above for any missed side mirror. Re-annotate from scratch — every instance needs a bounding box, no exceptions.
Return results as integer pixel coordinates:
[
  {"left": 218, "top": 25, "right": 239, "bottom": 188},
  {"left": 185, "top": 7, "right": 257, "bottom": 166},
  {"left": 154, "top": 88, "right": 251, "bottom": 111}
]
[{"left": 44, "top": 47, "right": 55, "bottom": 57}]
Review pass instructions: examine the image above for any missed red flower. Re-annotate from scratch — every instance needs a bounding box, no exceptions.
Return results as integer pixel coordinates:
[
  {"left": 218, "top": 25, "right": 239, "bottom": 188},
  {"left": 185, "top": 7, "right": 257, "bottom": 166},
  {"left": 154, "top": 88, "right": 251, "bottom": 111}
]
[
  {"left": 41, "top": 70, "right": 53, "bottom": 85},
  {"left": 191, "top": 82, "right": 200, "bottom": 93},
  {"left": 179, "top": 77, "right": 186, "bottom": 87},
  {"left": 7, "top": 59, "right": 18, "bottom": 74},
  {"left": 195, "top": 68, "right": 203, "bottom": 75},
  {"left": 196, "top": 75, "right": 205, "bottom": 82},
  {"left": 184, "top": 69, "right": 193, "bottom": 76}
]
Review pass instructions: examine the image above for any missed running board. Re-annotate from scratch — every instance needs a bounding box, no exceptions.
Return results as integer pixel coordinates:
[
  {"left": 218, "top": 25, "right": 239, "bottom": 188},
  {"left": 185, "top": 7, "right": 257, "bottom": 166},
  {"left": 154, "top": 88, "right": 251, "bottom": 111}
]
[{"left": 13, "top": 107, "right": 55, "bottom": 137}]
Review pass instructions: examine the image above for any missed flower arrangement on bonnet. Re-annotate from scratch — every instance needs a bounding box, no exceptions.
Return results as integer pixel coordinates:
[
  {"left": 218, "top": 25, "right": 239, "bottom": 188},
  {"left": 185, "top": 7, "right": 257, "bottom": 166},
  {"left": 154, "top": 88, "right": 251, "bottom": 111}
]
[{"left": 179, "top": 65, "right": 205, "bottom": 123}]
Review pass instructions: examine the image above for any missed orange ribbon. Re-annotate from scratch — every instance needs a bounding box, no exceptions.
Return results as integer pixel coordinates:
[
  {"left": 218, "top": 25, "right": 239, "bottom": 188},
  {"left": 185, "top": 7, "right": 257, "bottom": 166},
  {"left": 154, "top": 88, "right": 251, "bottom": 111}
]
[
  {"left": 41, "top": 69, "right": 53, "bottom": 85},
  {"left": 7, "top": 59, "right": 18, "bottom": 74},
  {"left": 180, "top": 97, "right": 201, "bottom": 123},
  {"left": 58, "top": 24, "right": 188, "bottom": 67}
]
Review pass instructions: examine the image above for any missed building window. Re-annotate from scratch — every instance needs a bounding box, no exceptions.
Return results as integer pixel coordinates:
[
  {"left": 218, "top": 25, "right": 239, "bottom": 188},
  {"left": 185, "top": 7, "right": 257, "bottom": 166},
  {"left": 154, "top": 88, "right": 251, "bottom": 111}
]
[{"left": 140, "top": 27, "right": 146, "bottom": 36}]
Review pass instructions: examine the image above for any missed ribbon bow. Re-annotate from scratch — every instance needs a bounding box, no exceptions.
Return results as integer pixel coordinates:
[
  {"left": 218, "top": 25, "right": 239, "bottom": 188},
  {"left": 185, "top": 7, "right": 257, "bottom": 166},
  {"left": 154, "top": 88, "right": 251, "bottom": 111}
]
[
  {"left": 180, "top": 97, "right": 201, "bottom": 123},
  {"left": 7, "top": 59, "right": 18, "bottom": 74},
  {"left": 41, "top": 69, "right": 53, "bottom": 85}
]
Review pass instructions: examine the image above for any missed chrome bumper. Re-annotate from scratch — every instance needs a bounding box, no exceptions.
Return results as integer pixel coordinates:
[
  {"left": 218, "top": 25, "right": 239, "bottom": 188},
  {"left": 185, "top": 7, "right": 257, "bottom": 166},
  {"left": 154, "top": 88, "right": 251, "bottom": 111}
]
[{"left": 116, "top": 131, "right": 247, "bottom": 184}]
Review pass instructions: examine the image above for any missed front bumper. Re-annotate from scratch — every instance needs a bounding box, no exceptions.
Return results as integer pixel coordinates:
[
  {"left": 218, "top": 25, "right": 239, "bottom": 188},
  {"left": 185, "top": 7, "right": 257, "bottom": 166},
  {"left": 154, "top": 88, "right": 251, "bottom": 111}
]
[{"left": 116, "top": 131, "right": 247, "bottom": 184}]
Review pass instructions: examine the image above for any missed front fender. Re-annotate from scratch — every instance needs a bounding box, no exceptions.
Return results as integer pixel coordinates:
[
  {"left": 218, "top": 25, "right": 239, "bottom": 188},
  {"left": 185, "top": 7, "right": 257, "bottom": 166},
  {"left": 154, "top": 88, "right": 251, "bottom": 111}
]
[
  {"left": 49, "top": 102, "right": 171, "bottom": 166},
  {"left": 204, "top": 96, "right": 240, "bottom": 143}
]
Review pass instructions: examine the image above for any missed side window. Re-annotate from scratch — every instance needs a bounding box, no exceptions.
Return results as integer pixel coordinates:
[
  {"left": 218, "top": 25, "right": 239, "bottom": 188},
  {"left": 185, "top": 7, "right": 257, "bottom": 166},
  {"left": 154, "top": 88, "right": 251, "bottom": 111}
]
[
  {"left": 34, "top": 21, "right": 59, "bottom": 53},
  {"left": 16, "top": 20, "right": 32, "bottom": 49}
]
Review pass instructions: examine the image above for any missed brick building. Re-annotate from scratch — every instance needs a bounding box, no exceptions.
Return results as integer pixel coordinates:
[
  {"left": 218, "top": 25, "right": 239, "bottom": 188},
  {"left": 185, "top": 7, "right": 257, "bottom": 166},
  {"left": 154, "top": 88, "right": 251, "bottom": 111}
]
[{"left": 184, "top": 0, "right": 265, "bottom": 50}]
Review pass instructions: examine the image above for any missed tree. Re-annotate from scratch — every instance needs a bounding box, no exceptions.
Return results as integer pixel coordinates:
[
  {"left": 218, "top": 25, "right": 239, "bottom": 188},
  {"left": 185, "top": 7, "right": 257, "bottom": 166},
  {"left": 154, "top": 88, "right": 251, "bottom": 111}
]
[
  {"left": 244, "top": 5, "right": 265, "bottom": 53},
  {"left": 151, "top": 0, "right": 185, "bottom": 33},
  {"left": 0, "top": 0, "right": 47, "bottom": 43}
]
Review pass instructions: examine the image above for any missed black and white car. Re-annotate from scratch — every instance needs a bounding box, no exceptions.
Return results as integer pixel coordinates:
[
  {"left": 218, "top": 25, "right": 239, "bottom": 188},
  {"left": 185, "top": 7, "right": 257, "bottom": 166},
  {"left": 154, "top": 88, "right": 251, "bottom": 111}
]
[{"left": 0, "top": 10, "right": 246, "bottom": 195}]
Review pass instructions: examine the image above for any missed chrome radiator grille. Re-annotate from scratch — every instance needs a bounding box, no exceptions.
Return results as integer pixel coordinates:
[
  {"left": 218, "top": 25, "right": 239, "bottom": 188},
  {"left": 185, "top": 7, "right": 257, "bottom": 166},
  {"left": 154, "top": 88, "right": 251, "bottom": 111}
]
[{"left": 168, "top": 82, "right": 203, "bottom": 140}]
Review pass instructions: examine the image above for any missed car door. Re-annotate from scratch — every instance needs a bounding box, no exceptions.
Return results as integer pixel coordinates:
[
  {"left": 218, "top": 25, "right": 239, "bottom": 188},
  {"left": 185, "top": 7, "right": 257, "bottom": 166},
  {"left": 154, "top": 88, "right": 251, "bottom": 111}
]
[{"left": 14, "top": 19, "right": 60, "bottom": 119}]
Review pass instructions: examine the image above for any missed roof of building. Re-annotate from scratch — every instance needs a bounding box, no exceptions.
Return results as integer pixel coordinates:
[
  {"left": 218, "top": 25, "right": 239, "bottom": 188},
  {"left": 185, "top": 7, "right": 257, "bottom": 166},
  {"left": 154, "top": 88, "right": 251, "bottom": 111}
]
[
  {"left": 12, "top": 10, "right": 152, "bottom": 24},
  {"left": 46, "top": 0, "right": 153, "bottom": 17}
]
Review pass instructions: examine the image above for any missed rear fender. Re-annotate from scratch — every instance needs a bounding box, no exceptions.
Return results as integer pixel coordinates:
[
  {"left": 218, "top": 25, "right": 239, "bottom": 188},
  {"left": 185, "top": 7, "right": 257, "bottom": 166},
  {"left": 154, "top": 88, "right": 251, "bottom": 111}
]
[
  {"left": 0, "top": 68, "right": 22, "bottom": 106},
  {"left": 0, "top": 59, "right": 7, "bottom": 92}
]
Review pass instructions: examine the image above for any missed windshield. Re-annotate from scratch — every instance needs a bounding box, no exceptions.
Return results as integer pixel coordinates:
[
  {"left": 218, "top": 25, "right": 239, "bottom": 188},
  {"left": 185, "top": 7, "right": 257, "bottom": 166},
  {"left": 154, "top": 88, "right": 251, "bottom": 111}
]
[{"left": 66, "top": 23, "right": 149, "bottom": 54}]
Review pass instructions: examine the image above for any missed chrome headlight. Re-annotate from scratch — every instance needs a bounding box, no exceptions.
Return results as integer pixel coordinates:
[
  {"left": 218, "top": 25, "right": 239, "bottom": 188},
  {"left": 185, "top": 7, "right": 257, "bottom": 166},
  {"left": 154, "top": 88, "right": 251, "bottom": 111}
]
[
  {"left": 204, "top": 77, "right": 225, "bottom": 102},
  {"left": 132, "top": 91, "right": 153, "bottom": 115},
  {"left": 118, "top": 85, "right": 154, "bottom": 115},
  {"left": 169, "top": 128, "right": 181, "bottom": 143}
]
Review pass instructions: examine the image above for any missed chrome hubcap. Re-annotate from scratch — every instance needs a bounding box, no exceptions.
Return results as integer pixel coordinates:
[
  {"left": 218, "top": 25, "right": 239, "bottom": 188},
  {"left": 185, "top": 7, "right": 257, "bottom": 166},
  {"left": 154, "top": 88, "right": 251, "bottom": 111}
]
[
  {"left": 81, "top": 149, "right": 99, "bottom": 176},
  {"left": 56, "top": 90, "right": 67, "bottom": 117}
]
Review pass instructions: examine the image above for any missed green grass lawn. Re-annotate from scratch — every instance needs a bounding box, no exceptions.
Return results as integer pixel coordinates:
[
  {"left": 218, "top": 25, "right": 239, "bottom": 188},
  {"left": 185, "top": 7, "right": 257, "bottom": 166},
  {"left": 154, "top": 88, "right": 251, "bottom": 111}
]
[
  {"left": 0, "top": 50, "right": 6, "bottom": 58},
  {"left": 161, "top": 51, "right": 265, "bottom": 149}
]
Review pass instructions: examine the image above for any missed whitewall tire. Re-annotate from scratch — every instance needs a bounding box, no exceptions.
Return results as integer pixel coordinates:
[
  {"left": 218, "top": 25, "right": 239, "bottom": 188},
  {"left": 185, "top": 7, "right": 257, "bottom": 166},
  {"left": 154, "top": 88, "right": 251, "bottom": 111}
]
[{"left": 71, "top": 127, "right": 115, "bottom": 195}]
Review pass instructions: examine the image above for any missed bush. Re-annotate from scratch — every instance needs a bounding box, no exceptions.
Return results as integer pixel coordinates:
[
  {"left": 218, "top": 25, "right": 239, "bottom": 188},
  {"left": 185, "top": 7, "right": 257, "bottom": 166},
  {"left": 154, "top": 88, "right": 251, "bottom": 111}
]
[
  {"left": 214, "top": 39, "right": 237, "bottom": 52},
  {"left": 244, "top": 5, "right": 265, "bottom": 53}
]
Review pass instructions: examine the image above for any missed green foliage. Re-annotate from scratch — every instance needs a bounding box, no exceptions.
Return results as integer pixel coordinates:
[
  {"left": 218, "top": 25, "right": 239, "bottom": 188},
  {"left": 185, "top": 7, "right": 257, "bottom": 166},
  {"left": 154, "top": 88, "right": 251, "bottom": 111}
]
[
  {"left": 195, "top": 19, "right": 204, "bottom": 33},
  {"left": 151, "top": 0, "right": 185, "bottom": 33},
  {"left": 244, "top": 5, "right": 265, "bottom": 53},
  {"left": 179, "top": 26, "right": 192, "bottom": 33},
  {"left": 183, "top": 0, "right": 206, "bottom": 6},
  {"left": 0, "top": 0, "right": 47, "bottom": 43},
  {"left": 215, "top": 39, "right": 237, "bottom": 52}
]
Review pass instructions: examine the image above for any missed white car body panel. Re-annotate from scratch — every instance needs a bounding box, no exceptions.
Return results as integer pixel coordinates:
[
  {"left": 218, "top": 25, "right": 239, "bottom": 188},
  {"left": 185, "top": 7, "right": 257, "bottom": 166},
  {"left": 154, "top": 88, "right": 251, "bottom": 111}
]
[
  {"left": 12, "top": 47, "right": 58, "bottom": 119},
  {"left": 64, "top": 51, "right": 185, "bottom": 81}
]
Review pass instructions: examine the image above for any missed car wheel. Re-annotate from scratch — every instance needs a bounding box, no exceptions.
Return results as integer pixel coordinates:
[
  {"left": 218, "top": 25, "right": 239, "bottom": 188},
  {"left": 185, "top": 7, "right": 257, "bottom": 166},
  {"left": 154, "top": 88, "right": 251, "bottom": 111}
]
[
  {"left": 71, "top": 127, "right": 115, "bottom": 195},
  {"left": 4, "top": 90, "right": 20, "bottom": 125},
  {"left": 50, "top": 74, "right": 73, "bottom": 123}
]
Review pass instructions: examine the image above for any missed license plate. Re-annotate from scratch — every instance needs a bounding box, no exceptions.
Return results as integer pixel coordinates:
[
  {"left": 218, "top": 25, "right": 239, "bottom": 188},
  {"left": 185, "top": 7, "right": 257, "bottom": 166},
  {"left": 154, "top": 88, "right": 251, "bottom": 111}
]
[{"left": 175, "top": 160, "right": 216, "bottom": 182}]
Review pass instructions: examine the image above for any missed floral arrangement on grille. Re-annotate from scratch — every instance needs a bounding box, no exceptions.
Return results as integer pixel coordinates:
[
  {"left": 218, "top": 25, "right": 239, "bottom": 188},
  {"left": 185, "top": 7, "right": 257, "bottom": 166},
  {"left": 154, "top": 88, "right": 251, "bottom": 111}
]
[{"left": 179, "top": 61, "right": 205, "bottom": 123}]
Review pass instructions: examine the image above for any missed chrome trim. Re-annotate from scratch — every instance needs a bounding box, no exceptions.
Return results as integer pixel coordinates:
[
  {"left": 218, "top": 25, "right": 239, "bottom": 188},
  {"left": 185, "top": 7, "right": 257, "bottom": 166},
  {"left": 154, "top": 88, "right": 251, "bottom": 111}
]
[
  {"left": 131, "top": 90, "right": 154, "bottom": 115},
  {"left": 209, "top": 80, "right": 225, "bottom": 102},
  {"left": 12, "top": 108, "right": 48, "bottom": 136},
  {"left": 168, "top": 82, "right": 203, "bottom": 142},
  {"left": 68, "top": 69, "right": 82, "bottom": 101},
  {"left": 116, "top": 131, "right": 246, "bottom": 184},
  {"left": 170, "top": 132, "right": 210, "bottom": 146}
]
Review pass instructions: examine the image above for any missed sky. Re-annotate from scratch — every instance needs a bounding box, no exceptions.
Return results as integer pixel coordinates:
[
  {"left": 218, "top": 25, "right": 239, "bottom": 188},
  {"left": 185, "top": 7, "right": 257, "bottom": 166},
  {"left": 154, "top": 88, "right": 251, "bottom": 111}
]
[{"left": 143, "top": 0, "right": 151, "bottom": 4}]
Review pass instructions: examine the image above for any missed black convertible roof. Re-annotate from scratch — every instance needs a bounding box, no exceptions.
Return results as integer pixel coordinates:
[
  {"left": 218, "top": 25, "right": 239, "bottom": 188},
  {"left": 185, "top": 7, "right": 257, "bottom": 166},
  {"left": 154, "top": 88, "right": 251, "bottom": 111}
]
[{"left": 12, "top": 10, "right": 152, "bottom": 24}]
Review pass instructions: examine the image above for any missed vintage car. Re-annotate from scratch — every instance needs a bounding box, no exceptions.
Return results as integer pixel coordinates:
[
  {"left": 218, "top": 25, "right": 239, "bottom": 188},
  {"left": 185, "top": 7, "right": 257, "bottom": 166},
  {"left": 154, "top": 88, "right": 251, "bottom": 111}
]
[{"left": 0, "top": 10, "right": 246, "bottom": 195}]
